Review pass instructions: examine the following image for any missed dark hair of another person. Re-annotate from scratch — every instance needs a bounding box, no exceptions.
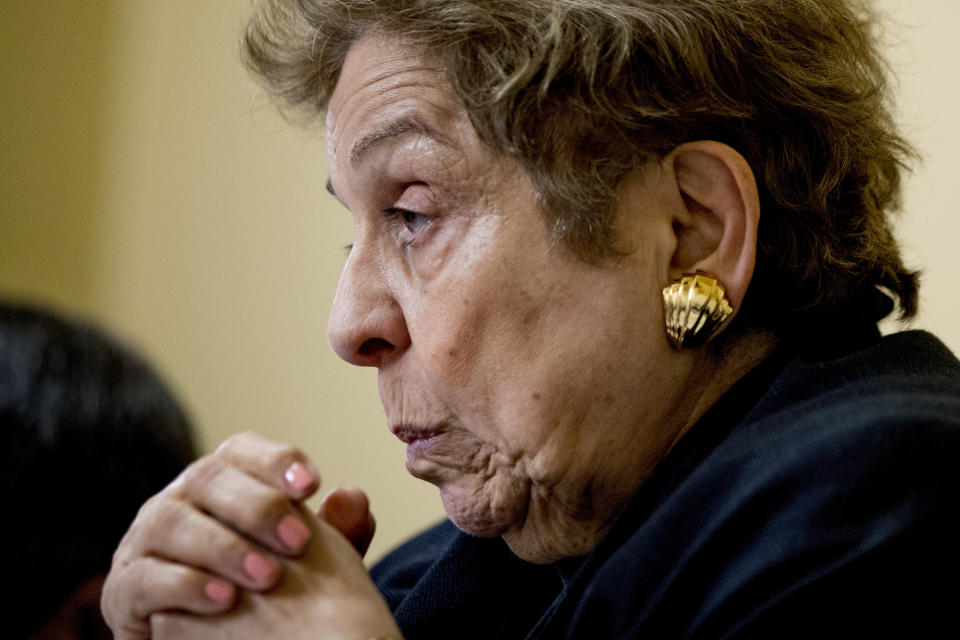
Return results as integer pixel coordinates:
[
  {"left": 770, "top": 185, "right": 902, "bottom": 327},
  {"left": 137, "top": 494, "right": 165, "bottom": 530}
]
[
  {"left": 0, "top": 302, "right": 197, "bottom": 637},
  {"left": 243, "top": 0, "right": 919, "bottom": 337}
]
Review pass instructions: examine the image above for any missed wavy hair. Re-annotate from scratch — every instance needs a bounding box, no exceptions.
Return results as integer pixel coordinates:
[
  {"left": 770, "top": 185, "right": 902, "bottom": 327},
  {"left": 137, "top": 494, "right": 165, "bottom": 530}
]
[{"left": 243, "top": 0, "right": 919, "bottom": 333}]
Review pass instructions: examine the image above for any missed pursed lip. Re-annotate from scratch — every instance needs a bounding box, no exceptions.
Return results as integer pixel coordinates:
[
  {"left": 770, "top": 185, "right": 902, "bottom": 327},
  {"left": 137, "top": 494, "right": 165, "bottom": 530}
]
[
  {"left": 391, "top": 424, "right": 445, "bottom": 444},
  {"left": 391, "top": 424, "right": 449, "bottom": 473}
]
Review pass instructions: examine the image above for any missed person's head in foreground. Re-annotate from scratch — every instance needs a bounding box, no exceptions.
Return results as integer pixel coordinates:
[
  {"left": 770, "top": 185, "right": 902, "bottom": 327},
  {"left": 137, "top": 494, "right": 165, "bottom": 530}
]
[
  {"left": 102, "top": 1, "right": 960, "bottom": 638},
  {"left": 0, "top": 303, "right": 197, "bottom": 639}
]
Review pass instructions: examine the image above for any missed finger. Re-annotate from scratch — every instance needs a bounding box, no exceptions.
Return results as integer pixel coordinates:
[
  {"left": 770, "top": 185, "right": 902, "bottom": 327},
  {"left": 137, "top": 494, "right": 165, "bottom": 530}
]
[
  {"left": 214, "top": 431, "right": 321, "bottom": 500},
  {"left": 131, "top": 496, "right": 283, "bottom": 591},
  {"left": 102, "top": 556, "right": 236, "bottom": 639},
  {"left": 318, "top": 487, "right": 376, "bottom": 557},
  {"left": 152, "top": 610, "right": 244, "bottom": 640},
  {"left": 173, "top": 454, "right": 313, "bottom": 556},
  {"left": 356, "top": 511, "right": 376, "bottom": 558},
  {"left": 152, "top": 612, "right": 191, "bottom": 640},
  {"left": 152, "top": 608, "right": 259, "bottom": 640}
]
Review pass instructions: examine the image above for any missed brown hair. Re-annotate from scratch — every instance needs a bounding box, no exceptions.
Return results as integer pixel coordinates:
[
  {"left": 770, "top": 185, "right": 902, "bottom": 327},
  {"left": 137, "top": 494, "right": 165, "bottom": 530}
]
[{"left": 243, "top": 0, "right": 919, "bottom": 333}]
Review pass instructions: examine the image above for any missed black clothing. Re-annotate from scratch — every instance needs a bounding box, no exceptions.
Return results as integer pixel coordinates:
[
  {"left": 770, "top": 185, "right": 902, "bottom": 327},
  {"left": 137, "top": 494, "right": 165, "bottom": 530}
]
[{"left": 373, "top": 330, "right": 960, "bottom": 638}]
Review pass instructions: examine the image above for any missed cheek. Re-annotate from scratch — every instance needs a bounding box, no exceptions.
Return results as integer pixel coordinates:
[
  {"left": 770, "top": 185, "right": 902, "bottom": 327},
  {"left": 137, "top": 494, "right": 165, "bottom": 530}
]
[
  {"left": 415, "top": 296, "right": 489, "bottom": 391},
  {"left": 408, "top": 227, "right": 454, "bottom": 280},
  {"left": 410, "top": 250, "right": 520, "bottom": 381},
  {"left": 410, "top": 289, "right": 537, "bottom": 433}
]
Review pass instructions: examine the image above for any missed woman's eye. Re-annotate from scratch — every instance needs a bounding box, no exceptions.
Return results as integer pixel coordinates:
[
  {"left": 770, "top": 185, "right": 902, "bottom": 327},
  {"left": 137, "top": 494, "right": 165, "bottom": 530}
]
[{"left": 386, "top": 207, "right": 433, "bottom": 235}]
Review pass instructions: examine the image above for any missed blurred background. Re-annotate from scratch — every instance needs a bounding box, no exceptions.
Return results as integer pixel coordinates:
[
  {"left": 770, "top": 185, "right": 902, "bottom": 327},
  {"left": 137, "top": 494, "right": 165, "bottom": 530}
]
[{"left": 1, "top": 0, "right": 957, "bottom": 562}]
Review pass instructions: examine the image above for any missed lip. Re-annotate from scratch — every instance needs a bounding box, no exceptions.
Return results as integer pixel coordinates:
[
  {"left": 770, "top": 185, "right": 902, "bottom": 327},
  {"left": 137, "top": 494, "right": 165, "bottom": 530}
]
[
  {"left": 391, "top": 424, "right": 444, "bottom": 444},
  {"left": 391, "top": 424, "right": 446, "bottom": 466}
]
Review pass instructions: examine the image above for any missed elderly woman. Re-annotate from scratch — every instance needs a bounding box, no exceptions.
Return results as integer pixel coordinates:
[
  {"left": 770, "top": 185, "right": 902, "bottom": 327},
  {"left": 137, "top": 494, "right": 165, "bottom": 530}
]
[{"left": 102, "top": 0, "right": 960, "bottom": 637}]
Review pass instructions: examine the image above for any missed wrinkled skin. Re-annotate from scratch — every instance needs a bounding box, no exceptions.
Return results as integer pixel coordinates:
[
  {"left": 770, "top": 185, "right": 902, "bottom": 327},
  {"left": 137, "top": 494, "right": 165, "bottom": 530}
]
[
  {"left": 101, "top": 431, "right": 397, "bottom": 639},
  {"left": 148, "top": 501, "right": 395, "bottom": 639},
  {"left": 101, "top": 29, "right": 772, "bottom": 638},
  {"left": 324, "top": 33, "right": 709, "bottom": 563}
]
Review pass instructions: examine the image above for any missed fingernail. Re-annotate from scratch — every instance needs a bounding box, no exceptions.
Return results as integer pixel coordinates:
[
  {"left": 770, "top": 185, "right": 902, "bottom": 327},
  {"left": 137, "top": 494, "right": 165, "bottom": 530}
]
[
  {"left": 205, "top": 580, "right": 234, "bottom": 603},
  {"left": 243, "top": 552, "right": 276, "bottom": 583},
  {"left": 284, "top": 462, "right": 313, "bottom": 492},
  {"left": 277, "top": 514, "right": 310, "bottom": 552}
]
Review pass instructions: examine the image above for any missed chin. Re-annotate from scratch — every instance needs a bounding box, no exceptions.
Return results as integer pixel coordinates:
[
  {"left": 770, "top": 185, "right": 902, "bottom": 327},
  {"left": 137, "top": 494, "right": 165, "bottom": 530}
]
[
  {"left": 437, "top": 477, "right": 530, "bottom": 539},
  {"left": 501, "top": 524, "right": 605, "bottom": 565}
]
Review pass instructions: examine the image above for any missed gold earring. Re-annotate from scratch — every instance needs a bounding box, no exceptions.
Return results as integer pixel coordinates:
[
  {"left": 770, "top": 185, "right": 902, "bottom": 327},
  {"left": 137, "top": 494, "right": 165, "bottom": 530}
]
[{"left": 662, "top": 271, "right": 733, "bottom": 349}]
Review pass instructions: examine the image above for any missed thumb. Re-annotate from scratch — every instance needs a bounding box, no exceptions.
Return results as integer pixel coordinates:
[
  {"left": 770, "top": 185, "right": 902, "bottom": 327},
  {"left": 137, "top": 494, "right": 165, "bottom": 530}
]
[{"left": 317, "top": 487, "right": 376, "bottom": 558}]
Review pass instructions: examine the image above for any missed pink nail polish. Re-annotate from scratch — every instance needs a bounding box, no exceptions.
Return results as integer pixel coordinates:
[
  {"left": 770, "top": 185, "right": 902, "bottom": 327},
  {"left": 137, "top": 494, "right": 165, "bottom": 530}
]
[
  {"left": 284, "top": 462, "right": 313, "bottom": 492},
  {"left": 243, "top": 552, "right": 275, "bottom": 582},
  {"left": 205, "top": 580, "right": 234, "bottom": 603},
  {"left": 277, "top": 514, "right": 310, "bottom": 551}
]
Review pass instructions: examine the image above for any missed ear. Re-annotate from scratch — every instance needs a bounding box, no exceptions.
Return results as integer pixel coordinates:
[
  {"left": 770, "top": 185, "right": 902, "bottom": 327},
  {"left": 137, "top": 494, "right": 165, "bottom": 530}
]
[{"left": 663, "top": 140, "right": 759, "bottom": 314}]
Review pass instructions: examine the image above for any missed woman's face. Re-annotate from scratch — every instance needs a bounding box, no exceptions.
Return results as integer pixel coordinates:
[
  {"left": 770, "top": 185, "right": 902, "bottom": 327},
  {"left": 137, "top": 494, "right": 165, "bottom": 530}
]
[{"left": 326, "top": 33, "right": 691, "bottom": 562}]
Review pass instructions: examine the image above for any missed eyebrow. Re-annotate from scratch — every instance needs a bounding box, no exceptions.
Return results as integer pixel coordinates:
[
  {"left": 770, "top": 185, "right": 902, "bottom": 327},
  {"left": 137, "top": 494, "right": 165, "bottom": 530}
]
[
  {"left": 349, "top": 117, "right": 444, "bottom": 168},
  {"left": 325, "top": 116, "right": 453, "bottom": 199}
]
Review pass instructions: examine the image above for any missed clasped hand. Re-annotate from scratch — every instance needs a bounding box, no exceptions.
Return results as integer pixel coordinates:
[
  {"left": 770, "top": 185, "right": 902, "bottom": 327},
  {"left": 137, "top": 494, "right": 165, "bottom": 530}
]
[{"left": 101, "top": 432, "right": 402, "bottom": 639}]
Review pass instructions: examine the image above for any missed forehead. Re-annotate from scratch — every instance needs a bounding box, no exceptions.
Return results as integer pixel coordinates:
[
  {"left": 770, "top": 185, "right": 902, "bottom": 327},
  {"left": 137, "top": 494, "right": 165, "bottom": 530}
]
[{"left": 326, "top": 33, "right": 462, "bottom": 159}]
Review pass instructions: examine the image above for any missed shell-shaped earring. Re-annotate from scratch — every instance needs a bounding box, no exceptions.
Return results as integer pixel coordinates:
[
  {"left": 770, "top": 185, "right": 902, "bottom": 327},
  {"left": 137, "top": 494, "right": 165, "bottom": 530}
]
[{"left": 662, "top": 271, "right": 734, "bottom": 349}]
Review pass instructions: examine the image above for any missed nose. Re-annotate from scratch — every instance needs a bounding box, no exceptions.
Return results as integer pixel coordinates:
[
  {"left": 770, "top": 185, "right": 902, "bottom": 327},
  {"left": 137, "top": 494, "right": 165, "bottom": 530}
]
[{"left": 327, "top": 244, "right": 411, "bottom": 368}]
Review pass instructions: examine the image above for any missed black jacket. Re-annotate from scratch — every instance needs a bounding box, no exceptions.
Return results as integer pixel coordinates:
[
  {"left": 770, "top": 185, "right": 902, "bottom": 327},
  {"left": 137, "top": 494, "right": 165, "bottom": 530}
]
[{"left": 373, "top": 330, "right": 960, "bottom": 638}]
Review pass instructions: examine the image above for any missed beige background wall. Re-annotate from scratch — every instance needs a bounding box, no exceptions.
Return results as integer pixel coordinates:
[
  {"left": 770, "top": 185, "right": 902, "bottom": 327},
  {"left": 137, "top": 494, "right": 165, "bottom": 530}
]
[{"left": 1, "top": 0, "right": 957, "bottom": 562}]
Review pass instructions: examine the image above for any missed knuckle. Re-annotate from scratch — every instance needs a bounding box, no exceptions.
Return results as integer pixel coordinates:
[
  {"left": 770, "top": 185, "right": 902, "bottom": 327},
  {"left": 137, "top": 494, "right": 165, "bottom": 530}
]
[
  {"left": 214, "top": 430, "right": 259, "bottom": 457},
  {"left": 128, "top": 562, "right": 157, "bottom": 619},
  {"left": 119, "top": 495, "right": 168, "bottom": 556},
  {"left": 110, "top": 521, "right": 139, "bottom": 568},
  {"left": 153, "top": 495, "right": 187, "bottom": 534},
  {"left": 178, "top": 455, "right": 223, "bottom": 492},
  {"left": 213, "top": 433, "right": 241, "bottom": 457},
  {"left": 130, "top": 496, "right": 189, "bottom": 556},
  {"left": 127, "top": 560, "right": 195, "bottom": 620},
  {"left": 135, "top": 491, "right": 167, "bottom": 523}
]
